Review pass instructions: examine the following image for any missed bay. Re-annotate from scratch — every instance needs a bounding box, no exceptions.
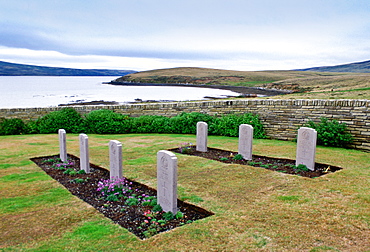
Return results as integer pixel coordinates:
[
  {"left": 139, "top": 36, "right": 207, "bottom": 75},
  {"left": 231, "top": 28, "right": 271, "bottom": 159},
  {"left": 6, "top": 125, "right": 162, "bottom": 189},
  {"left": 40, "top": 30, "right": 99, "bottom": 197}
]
[{"left": 0, "top": 76, "right": 240, "bottom": 108}]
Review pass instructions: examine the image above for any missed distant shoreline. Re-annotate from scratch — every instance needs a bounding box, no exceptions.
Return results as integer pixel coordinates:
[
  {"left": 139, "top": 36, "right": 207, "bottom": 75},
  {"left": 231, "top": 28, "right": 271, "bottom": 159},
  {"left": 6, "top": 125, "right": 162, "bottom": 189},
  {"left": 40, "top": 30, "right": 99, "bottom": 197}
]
[{"left": 105, "top": 81, "right": 291, "bottom": 96}]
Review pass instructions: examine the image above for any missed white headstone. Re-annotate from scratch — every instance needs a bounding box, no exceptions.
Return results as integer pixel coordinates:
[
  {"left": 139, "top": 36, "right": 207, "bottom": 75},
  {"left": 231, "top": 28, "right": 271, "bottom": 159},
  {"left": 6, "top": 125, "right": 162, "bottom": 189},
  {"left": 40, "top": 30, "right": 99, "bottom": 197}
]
[
  {"left": 79, "top": 134, "right": 90, "bottom": 173},
  {"left": 157, "top": 150, "right": 178, "bottom": 213},
  {"left": 58, "top": 129, "right": 67, "bottom": 162},
  {"left": 238, "top": 124, "right": 253, "bottom": 160},
  {"left": 296, "top": 127, "right": 317, "bottom": 171},
  {"left": 196, "top": 121, "right": 208, "bottom": 152},
  {"left": 109, "top": 140, "right": 123, "bottom": 180}
]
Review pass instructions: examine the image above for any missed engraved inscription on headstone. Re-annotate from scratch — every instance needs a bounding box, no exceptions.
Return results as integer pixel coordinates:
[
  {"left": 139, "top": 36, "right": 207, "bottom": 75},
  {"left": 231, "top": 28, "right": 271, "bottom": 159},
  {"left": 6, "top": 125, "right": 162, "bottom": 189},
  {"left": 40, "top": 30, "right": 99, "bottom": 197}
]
[
  {"left": 58, "top": 129, "right": 67, "bottom": 162},
  {"left": 238, "top": 124, "right": 253, "bottom": 160},
  {"left": 157, "top": 150, "right": 177, "bottom": 213},
  {"left": 109, "top": 140, "right": 123, "bottom": 180},
  {"left": 196, "top": 121, "right": 208, "bottom": 152},
  {"left": 79, "top": 134, "right": 90, "bottom": 173},
  {"left": 296, "top": 127, "right": 317, "bottom": 171}
]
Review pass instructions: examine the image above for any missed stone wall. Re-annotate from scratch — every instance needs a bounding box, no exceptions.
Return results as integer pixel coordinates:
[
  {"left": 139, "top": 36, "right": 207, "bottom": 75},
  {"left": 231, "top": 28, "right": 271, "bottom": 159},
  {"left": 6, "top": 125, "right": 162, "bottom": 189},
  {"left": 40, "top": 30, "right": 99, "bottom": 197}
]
[{"left": 1, "top": 99, "right": 369, "bottom": 151}]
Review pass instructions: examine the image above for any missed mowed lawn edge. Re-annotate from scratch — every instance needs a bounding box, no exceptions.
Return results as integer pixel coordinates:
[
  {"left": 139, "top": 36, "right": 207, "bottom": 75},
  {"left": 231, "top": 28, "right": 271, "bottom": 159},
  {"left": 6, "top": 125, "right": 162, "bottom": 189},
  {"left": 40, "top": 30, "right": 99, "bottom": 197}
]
[{"left": 0, "top": 134, "right": 369, "bottom": 251}]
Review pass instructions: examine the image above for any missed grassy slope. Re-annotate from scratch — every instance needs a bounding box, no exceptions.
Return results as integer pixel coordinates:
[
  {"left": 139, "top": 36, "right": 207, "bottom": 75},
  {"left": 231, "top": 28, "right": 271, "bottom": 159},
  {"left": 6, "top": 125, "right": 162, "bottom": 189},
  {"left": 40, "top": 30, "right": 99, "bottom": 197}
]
[
  {"left": 298, "top": 60, "right": 370, "bottom": 73},
  {"left": 1, "top": 134, "right": 369, "bottom": 251},
  {"left": 117, "top": 67, "right": 370, "bottom": 99}
]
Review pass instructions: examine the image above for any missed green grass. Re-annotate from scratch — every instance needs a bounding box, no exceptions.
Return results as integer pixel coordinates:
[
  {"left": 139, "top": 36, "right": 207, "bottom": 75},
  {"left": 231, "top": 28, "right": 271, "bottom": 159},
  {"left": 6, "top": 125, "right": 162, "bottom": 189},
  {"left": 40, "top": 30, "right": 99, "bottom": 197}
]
[
  {"left": 301, "top": 86, "right": 370, "bottom": 95},
  {"left": 276, "top": 195, "right": 302, "bottom": 202},
  {"left": 224, "top": 80, "right": 274, "bottom": 87},
  {"left": 0, "top": 160, "right": 33, "bottom": 170},
  {"left": 0, "top": 171, "right": 49, "bottom": 183},
  {"left": 1, "top": 133, "right": 369, "bottom": 251},
  {"left": 0, "top": 188, "right": 71, "bottom": 214}
]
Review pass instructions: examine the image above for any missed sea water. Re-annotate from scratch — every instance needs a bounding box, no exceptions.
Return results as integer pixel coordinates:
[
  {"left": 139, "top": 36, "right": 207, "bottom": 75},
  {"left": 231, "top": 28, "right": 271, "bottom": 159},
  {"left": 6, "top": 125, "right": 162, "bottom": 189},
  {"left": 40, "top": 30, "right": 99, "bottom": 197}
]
[{"left": 0, "top": 76, "right": 240, "bottom": 108}]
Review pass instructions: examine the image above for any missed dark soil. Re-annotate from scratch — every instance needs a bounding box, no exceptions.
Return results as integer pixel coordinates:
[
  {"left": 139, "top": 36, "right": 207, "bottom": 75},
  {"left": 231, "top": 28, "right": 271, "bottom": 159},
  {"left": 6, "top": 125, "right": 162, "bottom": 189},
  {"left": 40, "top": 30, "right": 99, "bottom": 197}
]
[
  {"left": 59, "top": 100, "right": 119, "bottom": 106},
  {"left": 169, "top": 146, "right": 342, "bottom": 178},
  {"left": 31, "top": 154, "right": 213, "bottom": 240}
]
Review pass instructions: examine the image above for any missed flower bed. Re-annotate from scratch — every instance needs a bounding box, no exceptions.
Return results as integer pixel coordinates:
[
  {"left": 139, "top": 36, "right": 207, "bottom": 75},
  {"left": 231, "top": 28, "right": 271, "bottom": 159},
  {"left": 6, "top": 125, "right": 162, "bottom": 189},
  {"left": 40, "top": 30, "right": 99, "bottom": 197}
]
[{"left": 31, "top": 154, "right": 213, "bottom": 239}]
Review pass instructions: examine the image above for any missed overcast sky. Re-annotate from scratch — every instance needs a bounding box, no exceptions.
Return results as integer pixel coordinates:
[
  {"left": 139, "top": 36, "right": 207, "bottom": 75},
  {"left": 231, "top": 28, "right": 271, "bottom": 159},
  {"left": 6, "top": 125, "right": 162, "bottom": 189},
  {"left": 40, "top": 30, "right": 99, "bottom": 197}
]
[{"left": 1, "top": 0, "right": 370, "bottom": 71}]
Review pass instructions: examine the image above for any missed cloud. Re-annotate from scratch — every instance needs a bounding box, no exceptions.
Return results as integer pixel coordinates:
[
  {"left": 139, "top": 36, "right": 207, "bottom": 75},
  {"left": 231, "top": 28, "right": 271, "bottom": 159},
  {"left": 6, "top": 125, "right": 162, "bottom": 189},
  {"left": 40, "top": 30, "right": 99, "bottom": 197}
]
[{"left": 1, "top": 0, "right": 370, "bottom": 71}]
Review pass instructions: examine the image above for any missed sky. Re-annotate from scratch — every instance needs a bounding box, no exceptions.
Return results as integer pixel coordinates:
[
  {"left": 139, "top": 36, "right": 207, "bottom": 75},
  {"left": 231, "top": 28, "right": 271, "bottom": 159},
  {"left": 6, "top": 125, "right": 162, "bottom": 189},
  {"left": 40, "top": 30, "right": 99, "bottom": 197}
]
[{"left": 0, "top": 0, "right": 370, "bottom": 71}]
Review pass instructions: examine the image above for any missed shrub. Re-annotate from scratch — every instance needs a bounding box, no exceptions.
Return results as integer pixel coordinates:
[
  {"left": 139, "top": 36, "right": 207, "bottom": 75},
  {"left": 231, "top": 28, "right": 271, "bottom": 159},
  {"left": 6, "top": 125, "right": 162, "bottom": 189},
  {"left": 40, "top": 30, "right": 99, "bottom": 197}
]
[
  {"left": 1, "top": 110, "right": 268, "bottom": 140},
  {"left": 130, "top": 115, "right": 171, "bottom": 133},
  {"left": 35, "top": 108, "right": 85, "bottom": 134},
  {"left": 25, "top": 120, "right": 39, "bottom": 134},
  {"left": 84, "top": 109, "right": 131, "bottom": 134},
  {"left": 304, "top": 117, "right": 353, "bottom": 148},
  {"left": 169, "top": 112, "right": 216, "bottom": 134},
  {"left": 209, "top": 113, "right": 266, "bottom": 138},
  {"left": 0, "top": 118, "right": 29, "bottom": 135}
]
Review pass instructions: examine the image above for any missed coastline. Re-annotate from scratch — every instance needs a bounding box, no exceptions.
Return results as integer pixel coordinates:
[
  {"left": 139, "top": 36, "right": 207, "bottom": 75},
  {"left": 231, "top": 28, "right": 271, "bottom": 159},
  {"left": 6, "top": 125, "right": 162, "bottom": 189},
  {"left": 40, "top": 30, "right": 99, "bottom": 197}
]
[
  {"left": 105, "top": 81, "right": 292, "bottom": 96},
  {"left": 57, "top": 81, "right": 291, "bottom": 106}
]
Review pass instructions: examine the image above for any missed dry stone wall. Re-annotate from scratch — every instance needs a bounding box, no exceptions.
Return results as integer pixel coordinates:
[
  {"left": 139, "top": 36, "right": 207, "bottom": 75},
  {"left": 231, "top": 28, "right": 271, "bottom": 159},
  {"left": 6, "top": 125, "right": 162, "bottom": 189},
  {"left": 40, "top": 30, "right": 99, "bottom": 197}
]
[{"left": 0, "top": 99, "right": 369, "bottom": 151}]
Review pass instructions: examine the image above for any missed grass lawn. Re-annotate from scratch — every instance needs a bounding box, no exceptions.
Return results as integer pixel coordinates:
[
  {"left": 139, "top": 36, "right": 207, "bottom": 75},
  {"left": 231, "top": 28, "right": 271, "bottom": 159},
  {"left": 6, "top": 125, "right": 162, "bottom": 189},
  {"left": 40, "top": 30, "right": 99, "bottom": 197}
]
[{"left": 1, "top": 134, "right": 369, "bottom": 251}]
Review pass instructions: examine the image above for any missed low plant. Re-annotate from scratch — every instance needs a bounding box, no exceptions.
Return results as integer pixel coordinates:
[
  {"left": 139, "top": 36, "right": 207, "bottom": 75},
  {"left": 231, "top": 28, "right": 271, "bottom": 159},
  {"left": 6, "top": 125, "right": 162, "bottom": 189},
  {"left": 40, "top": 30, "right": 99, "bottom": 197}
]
[
  {"left": 179, "top": 142, "right": 193, "bottom": 154},
  {"left": 219, "top": 157, "right": 229, "bottom": 161},
  {"left": 162, "top": 210, "right": 184, "bottom": 221},
  {"left": 97, "top": 177, "right": 134, "bottom": 201},
  {"left": 42, "top": 158, "right": 61, "bottom": 164},
  {"left": 162, "top": 211, "right": 175, "bottom": 221},
  {"left": 125, "top": 196, "right": 140, "bottom": 206},
  {"left": 141, "top": 196, "right": 157, "bottom": 207},
  {"left": 233, "top": 154, "right": 244, "bottom": 160},
  {"left": 285, "top": 164, "right": 310, "bottom": 172},
  {"left": 63, "top": 168, "right": 77, "bottom": 176},
  {"left": 260, "top": 164, "right": 272, "bottom": 169},
  {"left": 175, "top": 211, "right": 184, "bottom": 219},
  {"left": 70, "top": 178, "right": 87, "bottom": 183},
  {"left": 152, "top": 204, "right": 163, "bottom": 212},
  {"left": 294, "top": 164, "right": 310, "bottom": 172},
  {"left": 247, "top": 161, "right": 263, "bottom": 166},
  {"left": 97, "top": 178, "right": 159, "bottom": 209},
  {"left": 106, "top": 194, "right": 120, "bottom": 202},
  {"left": 139, "top": 206, "right": 185, "bottom": 238},
  {"left": 49, "top": 159, "right": 75, "bottom": 170}
]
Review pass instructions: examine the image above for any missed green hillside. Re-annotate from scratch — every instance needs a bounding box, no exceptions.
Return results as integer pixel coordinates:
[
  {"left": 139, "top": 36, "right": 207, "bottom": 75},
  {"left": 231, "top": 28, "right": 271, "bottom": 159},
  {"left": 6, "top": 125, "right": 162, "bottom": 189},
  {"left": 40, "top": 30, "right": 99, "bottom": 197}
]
[
  {"left": 298, "top": 60, "right": 370, "bottom": 73},
  {"left": 116, "top": 66, "right": 370, "bottom": 99}
]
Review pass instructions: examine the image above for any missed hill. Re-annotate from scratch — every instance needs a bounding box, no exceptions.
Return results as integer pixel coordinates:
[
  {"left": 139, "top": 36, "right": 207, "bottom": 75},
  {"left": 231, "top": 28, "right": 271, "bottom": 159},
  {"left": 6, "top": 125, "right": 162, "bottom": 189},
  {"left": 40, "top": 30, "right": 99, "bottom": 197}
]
[
  {"left": 0, "top": 61, "right": 136, "bottom": 76},
  {"left": 115, "top": 67, "right": 370, "bottom": 99},
  {"left": 114, "top": 67, "right": 323, "bottom": 89},
  {"left": 297, "top": 59, "right": 370, "bottom": 73}
]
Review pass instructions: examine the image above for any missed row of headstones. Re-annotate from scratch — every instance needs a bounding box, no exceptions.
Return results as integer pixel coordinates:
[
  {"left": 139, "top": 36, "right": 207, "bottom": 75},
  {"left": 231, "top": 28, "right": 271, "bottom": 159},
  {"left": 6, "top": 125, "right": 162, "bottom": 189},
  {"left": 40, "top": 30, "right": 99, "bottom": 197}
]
[
  {"left": 58, "top": 129, "right": 125, "bottom": 178},
  {"left": 58, "top": 123, "right": 316, "bottom": 213},
  {"left": 58, "top": 129, "right": 177, "bottom": 213},
  {"left": 195, "top": 122, "right": 317, "bottom": 171}
]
